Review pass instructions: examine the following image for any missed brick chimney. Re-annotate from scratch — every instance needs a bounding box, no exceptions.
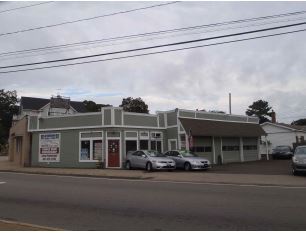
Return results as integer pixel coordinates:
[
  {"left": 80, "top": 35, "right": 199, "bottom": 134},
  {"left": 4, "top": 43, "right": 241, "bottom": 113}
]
[{"left": 271, "top": 110, "right": 276, "bottom": 123}]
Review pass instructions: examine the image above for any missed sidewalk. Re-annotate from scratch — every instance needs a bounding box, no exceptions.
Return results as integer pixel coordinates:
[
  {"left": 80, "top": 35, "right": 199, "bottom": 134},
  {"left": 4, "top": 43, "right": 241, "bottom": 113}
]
[
  {"left": 0, "top": 219, "right": 61, "bottom": 231},
  {"left": 1, "top": 156, "right": 306, "bottom": 187}
]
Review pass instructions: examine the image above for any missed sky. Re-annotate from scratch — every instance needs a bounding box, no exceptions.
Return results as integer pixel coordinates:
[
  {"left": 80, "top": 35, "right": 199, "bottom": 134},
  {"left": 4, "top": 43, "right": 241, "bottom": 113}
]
[{"left": 0, "top": 1, "right": 306, "bottom": 123}]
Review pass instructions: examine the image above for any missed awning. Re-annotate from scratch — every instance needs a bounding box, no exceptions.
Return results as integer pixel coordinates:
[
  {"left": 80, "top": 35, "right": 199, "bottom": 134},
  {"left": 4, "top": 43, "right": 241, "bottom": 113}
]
[{"left": 179, "top": 117, "right": 266, "bottom": 137}]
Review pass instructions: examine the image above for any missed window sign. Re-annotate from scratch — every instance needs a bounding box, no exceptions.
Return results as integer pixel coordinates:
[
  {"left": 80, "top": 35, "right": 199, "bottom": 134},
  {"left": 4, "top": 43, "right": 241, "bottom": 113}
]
[
  {"left": 39, "top": 133, "right": 60, "bottom": 162},
  {"left": 93, "top": 140, "right": 103, "bottom": 160},
  {"left": 81, "top": 140, "right": 90, "bottom": 160}
]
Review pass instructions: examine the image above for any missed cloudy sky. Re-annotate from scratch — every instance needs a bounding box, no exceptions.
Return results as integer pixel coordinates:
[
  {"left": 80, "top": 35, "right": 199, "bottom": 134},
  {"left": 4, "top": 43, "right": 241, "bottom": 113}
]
[{"left": 0, "top": 1, "right": 305, "bottom": 123}]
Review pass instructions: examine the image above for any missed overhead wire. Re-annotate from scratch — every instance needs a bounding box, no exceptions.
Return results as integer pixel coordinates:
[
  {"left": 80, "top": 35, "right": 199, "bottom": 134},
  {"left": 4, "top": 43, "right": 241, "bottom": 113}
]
[
  {"left": 1, "top": 9, "right": 306, "bottom": 57},
  {"left": 1, "top": 15, "right": 306, "bottom": 61},
  {"left": 0, "top": 1, "right": 54, "bottom": 14},
  {"left": 1, "top": 21, "right": 305, "bottom": 69},
  {"left": 0, "top": 27, "right": 305, "bottom": 74},
  {"left": 0, "top": 1, "right": 180, "bottom": 37}
]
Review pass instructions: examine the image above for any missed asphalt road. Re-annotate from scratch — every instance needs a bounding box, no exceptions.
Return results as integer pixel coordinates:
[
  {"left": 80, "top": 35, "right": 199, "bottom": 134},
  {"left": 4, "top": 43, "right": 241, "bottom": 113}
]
[{"left": 0, "top": 172, "right": 306, "bottom": 230}]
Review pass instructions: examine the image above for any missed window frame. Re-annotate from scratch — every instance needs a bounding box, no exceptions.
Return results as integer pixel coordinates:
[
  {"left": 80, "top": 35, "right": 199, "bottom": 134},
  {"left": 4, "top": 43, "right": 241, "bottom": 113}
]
[{"left": 79, "top": 131, "right": 103, "bottom": 162}]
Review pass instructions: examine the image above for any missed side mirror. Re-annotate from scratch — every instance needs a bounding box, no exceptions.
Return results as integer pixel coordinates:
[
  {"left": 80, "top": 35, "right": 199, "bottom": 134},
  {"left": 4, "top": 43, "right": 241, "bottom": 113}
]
[{"left": 141, "top": 154, "right": 146, "bottom": 158}]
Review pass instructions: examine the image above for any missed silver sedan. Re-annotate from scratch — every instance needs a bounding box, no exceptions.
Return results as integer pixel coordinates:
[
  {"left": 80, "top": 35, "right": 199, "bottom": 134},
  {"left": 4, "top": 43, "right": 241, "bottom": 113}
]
[
  {"left": 126, "top": 150, "right": 176, "bottom": 172},
  {"left": 164, "top": 150, "right": 211, "bottom": 171},
  {"left": 292, "top": 146, "right": 306, "bottom": 175}
]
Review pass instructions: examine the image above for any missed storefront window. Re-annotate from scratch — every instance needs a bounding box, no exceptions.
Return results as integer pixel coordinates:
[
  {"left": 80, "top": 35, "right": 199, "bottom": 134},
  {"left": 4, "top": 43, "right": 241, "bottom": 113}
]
[
  {"left": 81, "top": 140, "right": 90, "bottom": 160},
  {"left": 93, "top": 140, "right": 103, "bottom": 160},
  {"left": 80, "top": 131, "right": 103, "bottom": 161},
  {"left": 140, "top": 140, "right": 149, "bottom": 150}
]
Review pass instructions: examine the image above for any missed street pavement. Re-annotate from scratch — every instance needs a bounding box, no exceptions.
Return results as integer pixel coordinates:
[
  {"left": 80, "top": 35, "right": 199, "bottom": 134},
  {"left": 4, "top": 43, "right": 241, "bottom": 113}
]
[{"left": 0, "top": 172, "right": 306, "bottom": 230}]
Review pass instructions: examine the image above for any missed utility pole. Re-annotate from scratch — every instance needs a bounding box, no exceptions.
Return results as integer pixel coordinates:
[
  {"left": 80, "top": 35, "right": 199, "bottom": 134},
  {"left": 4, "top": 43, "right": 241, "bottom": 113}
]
[{"left": 229, "top": 93, "right": 232, "bottom": 114}]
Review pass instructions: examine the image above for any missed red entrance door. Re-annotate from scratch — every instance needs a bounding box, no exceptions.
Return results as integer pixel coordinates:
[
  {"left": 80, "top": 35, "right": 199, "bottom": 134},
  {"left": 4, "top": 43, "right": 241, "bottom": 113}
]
[{"left": 108, "top": 139, "right": 120, "bottom": 167}]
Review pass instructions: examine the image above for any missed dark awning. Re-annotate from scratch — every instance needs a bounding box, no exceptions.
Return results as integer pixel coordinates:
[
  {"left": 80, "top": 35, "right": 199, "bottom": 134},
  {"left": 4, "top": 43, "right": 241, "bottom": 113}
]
[{"left": 179, "top": 117, "right": 266, "bottom": 137}]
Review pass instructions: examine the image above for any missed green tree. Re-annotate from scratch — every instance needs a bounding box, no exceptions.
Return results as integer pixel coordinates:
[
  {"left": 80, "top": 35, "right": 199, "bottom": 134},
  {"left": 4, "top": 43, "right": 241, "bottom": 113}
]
[
  {"left": 120, "top": 97, "right": 149, "bottom": 113},
  {"left": 291, "top": 118, "right": 306, "bottom": 126},
  {"left": 83, "top": 100, "right": 111, "bottom": 112},
  {"left": 0, "top": 89, "right": 19, "bottom": 147},
  {"left": 246, "top": 99, "right": 273, "bottom": 124}
]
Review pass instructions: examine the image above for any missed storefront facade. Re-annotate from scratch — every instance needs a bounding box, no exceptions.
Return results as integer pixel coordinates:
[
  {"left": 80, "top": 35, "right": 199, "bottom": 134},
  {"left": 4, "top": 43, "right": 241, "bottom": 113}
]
[{"left": 26, "top": 107, "right": 265, "bottom": 168}]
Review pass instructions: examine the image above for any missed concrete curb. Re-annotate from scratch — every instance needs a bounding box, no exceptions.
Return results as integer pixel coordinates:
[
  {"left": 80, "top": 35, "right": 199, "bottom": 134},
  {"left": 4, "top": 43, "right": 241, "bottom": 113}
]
[
  {"left": 0, "top": 169, "right": 153, "bottom": 180},
  {"left": 1, "top": 169, "right": 306, "bottom": 188},
  {"left": 0, "top": 219, "right": 63, "bottom": 231}
]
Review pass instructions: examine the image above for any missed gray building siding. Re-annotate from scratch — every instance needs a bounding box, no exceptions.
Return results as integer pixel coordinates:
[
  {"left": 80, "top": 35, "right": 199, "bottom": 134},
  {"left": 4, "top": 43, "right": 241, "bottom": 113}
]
[
  {"left": 31, "top": 129, "right": 103, "bottom": 168},
  {"left": 179, "top": 111, "right": 195, "bottom": 118},
  {"left": 158, "top": 113, "right": 165, "bottom": 127},
  {"left": 166, "top": 127, "right": 178, "bottom": 140},
  {"left": 124, "top": 114, "right": 158, "bottom": 127},
  {"left": 104, "top": 109, "right": 111, "bottom": 125},
  {"left": 39, "top": 114, "right": 102, "bottom": 129},
  {"left": 167, "top": 111, "right": 177, "bottom": 126},
  {"left": 115, "top": 109, "right": 122, "bottom": 125}
]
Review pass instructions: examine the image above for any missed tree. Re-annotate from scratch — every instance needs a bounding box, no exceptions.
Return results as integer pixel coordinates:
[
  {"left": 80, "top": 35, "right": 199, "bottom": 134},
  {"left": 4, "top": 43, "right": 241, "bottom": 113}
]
[
  {"left": 0, "top": 89, "right": 19, "bottom": 147},
  {"left": 120, "top": 97, "right": 149, "bottom": 113},
  {"left": 83, "top": 100, "right": 111, "bottom": 112},
  {"left": 291, "top": 118, "right": 306, "bottom": 126},
  {"left": 246, "top": 99, "right": 273, "bottom": 124}
]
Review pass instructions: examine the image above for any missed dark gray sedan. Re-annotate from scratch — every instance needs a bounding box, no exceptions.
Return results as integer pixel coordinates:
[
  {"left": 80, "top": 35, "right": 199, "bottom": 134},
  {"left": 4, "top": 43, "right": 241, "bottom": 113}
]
[
  {"left": 292, "top": 146, "right": 306, "bottom": 175},
  {"left": 164, "top": 150, "right": 211, "bottom": 171}
]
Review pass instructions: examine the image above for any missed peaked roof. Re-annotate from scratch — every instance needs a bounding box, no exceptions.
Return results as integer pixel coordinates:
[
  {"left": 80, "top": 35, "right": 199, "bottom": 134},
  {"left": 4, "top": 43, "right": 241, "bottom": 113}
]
[
  {"left": 179, "top": 117, "right": 266, "bottom": 137},
  {"left": 261, "top": 122, "right": 306, "bottom": 133},
  {"left": 20, "top": 96, "right": 87, "bottom": 113}
]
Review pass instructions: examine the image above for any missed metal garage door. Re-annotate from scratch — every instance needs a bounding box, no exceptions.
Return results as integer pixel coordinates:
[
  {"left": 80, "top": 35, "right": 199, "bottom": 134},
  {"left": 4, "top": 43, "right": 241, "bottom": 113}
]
[
  {"left": 222, "top": 137, "right": 240, "bottom": 163},
  {"left": 243, "top": 137, "right": 259, "bottom": 161}
]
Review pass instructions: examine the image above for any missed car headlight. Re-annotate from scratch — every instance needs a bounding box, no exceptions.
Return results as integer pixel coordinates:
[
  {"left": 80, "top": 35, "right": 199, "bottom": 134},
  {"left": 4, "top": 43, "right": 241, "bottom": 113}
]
[{"left": 292, "top": 157, "right": 299, "bottom": 163}]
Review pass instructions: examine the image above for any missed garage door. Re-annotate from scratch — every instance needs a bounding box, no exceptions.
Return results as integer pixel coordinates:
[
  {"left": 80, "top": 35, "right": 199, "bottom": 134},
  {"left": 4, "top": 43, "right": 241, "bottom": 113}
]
[
  {"left": 193, "top": 136, "right": 213, "bottom": 163},
  {"left": 222, "top": 137, "right": 240, "bottom": 163},
  {"left": 243, "top": 137, "right": 259, "bottom": 161}
]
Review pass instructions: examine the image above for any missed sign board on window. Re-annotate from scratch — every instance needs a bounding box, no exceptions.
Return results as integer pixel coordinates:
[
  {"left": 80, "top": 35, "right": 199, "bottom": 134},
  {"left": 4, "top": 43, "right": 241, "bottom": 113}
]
[{"left": 39, "top": 133, "right": 60, "bottom": 162}]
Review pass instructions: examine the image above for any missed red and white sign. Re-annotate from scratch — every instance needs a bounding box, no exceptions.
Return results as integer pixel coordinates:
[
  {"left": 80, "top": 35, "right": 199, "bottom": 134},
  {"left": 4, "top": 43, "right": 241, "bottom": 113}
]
[{"left": 39, "top": 133, "right": 60, "bottom": 162}]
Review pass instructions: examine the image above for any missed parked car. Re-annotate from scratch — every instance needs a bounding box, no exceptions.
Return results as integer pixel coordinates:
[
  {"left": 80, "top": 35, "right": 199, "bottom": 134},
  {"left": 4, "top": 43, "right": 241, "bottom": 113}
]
[
  {"left": 125, "top": 150, "right": 176, "bottom": 171},
  {"left": 271, "top": 145, "right": 293, "bottom": 159},
  {"left": 164, "top": 150, "right": 211, "bottom": 171},
  {"left": 292, "top": 146, "right": 306, "bottom": 175}
]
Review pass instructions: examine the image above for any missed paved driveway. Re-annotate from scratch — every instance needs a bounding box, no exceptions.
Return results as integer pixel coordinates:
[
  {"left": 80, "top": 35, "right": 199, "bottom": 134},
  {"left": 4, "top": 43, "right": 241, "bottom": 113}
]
[{"left": 209, "top": 159, "right": 293, "bottom": 175}]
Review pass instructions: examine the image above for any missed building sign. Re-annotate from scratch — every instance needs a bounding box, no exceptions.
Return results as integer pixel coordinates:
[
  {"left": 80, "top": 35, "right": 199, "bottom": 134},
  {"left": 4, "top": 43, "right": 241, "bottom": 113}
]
[{"left": 39, "top": 133, "right": 60, "bottom": 162}]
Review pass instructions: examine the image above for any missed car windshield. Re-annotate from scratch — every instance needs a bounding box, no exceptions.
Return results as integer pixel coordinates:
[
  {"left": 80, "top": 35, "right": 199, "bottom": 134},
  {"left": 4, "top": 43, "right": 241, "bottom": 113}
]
[
  {"left": 295, "top": 147, "right": 306, "bottom": 156},
  {"left": 180, "top": 151, "right": 198, "bottom": 157},
  {"left": 146, "top": 150, "right": 165, "bottom": 157},
  {"left": 274, "top": 146, "right": 291, "bottom": 152}
]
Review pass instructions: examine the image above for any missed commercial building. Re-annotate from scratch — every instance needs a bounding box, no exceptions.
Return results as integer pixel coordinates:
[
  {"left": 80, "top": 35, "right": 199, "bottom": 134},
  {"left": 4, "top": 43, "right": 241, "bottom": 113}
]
[{"left": 20, "top": 106, "right": 264, "bottom": 168}]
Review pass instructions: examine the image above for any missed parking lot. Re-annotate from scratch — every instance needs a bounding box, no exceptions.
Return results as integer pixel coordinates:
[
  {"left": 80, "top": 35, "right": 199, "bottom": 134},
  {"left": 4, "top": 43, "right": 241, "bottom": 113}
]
[{"left": 210, "top": 159, "right": 293, "bottom": 175}]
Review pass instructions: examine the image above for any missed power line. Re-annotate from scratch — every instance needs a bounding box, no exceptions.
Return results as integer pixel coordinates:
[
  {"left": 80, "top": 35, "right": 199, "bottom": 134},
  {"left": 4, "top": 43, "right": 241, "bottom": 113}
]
[
  {"left": 1, "top": 21, "right": 305, "bottom": 69},
  {"left": 3, "top": 15, "right": 306, "bottom": 62},
  {"left": 0, "top": 1, "right": 54, "bottom": 14},
  {"left": 1, "top": 9, "right": 306, "bottom": 57},
  {"left": 0, "top": 27, "right": 305, "bottom": 74},
  {"left": 0, "top": 1, "right": 179, "bottom": 37}
]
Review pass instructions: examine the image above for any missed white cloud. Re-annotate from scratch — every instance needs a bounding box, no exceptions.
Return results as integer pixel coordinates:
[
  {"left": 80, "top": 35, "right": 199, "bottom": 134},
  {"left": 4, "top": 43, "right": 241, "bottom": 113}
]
[{"left": 0, "top": 1, "right": 305, "bottom": 123}]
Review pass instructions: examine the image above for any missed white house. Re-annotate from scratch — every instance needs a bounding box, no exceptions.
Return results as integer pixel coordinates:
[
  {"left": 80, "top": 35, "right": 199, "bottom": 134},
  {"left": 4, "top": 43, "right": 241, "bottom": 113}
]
[{"left": 260, "top": 122, "right": 306, "bottom": 156}]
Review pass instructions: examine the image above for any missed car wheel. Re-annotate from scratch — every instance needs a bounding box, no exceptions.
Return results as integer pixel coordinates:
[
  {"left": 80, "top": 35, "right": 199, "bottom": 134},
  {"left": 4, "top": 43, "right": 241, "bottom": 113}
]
[
  {"left": 126, "top": 161, "right": 132, "bottom": 170},
  {"left": 146, "top": 162, "right": 153, "bottom": 172},
  {"left": 184, "top": 162, "right": 191, "bottom": 171}
]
